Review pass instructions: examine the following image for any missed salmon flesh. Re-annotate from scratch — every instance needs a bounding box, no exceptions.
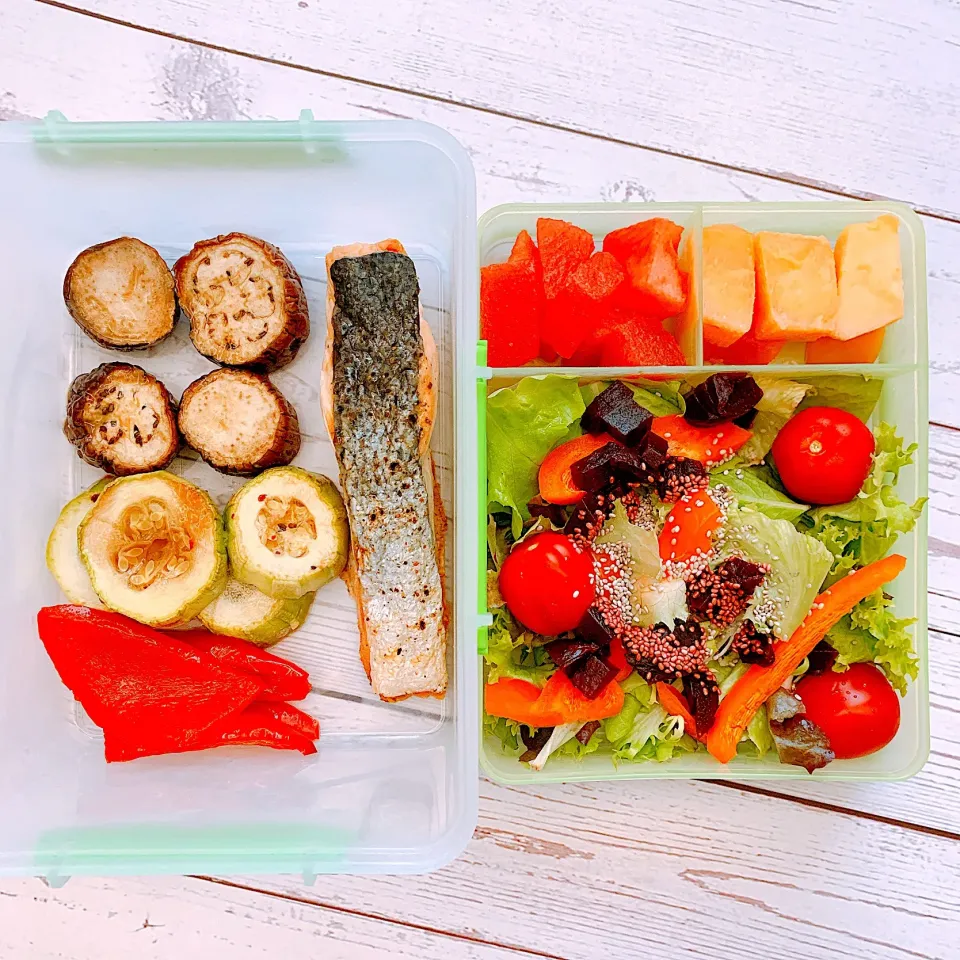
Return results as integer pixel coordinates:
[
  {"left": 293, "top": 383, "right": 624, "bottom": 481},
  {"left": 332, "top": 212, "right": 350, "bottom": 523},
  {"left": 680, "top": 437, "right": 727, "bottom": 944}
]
[{"left": 327, "top": 250, "right": 447, "bottom": 700}]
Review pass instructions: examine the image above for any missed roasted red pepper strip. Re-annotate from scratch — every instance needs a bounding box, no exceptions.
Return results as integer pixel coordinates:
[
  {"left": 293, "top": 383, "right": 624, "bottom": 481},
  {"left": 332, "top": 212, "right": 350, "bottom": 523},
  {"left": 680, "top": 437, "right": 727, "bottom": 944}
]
[
  {"left": 38, "top": 606, "right": 262, "bottom": 739},
  {"left": 173, "top": 629, "right": 312, "bottom": 702},
  {"left": 248, "top": 701, "right": 320, "bottom": 741},
  {"left": 105, "top": 701, "right": 318, "bottom": 762}
]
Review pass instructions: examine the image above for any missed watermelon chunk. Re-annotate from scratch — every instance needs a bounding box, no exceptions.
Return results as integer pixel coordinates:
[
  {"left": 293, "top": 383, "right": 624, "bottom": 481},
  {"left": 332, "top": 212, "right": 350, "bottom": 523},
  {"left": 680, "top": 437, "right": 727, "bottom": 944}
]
[
  {"left": 508, "top": 229, "right": 541, "bottom": 275},
  {"left": 603, "top": 218, "right": 687, "bottom": 320},
  {"left": 542, "top": 251, "right": 627, "bottom": 359},
  {"left": 480, "top": 262, "right": 540, "bottom": 367},
  {"left": 569, "top": 304, "right": 643, "bottom": 365},
  {"left": 537, "top": 218, "right": 595, "bottom": 299},
  {"left": 598, "top": 319, "right": 686, "bottom": 367}
]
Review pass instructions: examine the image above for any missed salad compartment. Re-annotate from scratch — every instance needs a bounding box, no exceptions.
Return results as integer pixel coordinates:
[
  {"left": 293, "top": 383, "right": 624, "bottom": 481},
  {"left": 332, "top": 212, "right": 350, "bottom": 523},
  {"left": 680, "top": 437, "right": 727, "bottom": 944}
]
[{"left": 477, "top": 202, "right": 928, "bottom": 784}]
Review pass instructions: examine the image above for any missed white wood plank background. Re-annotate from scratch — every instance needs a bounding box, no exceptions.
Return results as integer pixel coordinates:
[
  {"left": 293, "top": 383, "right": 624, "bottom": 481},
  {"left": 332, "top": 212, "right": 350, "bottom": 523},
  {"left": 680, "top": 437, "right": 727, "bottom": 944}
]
[{"left": 3, "top": 1, "right": 960, "bottom": 957}]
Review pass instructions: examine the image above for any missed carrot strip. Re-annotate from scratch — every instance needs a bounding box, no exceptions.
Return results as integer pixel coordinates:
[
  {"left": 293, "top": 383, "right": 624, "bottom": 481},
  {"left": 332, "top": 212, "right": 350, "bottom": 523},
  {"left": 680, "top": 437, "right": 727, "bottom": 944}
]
[
  {"left": 656, "top": 682, "right": 699, "bottom": 739},
  {"left": 706, "top": 554, "right": 907, "bottom": 763}
]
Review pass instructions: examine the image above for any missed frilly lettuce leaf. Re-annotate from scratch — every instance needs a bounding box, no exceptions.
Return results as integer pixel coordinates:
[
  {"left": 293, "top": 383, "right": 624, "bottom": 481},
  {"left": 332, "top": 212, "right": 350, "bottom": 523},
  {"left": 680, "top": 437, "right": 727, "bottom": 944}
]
[
  {"left": 802, "top": 423, "right": 926, "bottom": 584},
  {"left": 484, "top": 609, "right": 554, "bottom": 686},
  {"left": 826, "top": 591, "right": 919, "bottom": 695}
]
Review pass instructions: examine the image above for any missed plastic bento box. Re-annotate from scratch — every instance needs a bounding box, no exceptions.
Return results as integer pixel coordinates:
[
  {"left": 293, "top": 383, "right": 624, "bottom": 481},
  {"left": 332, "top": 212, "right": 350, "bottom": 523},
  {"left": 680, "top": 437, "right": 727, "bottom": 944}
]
[
  {"left": 0, "top": 113, "right": 479, "bottom": 879},
  {"left": 0, "top": 113, "right": 930, "bottom": 880},
  {"left": 475, "top": 202, "right": 929, "bottom": 785}
]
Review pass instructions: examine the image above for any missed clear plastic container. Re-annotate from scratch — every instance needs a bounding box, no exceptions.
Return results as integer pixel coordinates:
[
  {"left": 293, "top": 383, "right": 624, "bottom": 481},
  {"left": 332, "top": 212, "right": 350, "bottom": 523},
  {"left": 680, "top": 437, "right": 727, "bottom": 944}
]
[
  {"left": 476, "top": 202, "right": 929, "bottom": 785},
  {"left": 0, "top": 113, "right": 479, "bottom": 878}
]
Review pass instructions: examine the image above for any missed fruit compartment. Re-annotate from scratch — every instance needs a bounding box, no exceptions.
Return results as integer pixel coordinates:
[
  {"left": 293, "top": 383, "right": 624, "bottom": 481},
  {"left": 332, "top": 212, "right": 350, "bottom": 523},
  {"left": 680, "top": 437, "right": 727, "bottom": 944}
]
[
  {"left": 478, "top": 201, "right": 926, "bottom": 374},
  {"left": 476, "top": 365, "right": 928, "bottom": 784}
]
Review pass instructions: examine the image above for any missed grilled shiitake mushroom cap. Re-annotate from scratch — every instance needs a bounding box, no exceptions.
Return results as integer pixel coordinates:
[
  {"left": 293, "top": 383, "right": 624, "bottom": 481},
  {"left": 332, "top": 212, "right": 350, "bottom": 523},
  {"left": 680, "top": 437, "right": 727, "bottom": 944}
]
[
  {"left": 174, "top": 233, "right": 310, "bottom": 371},
  {"left": 63, "top": 237, "right": 176, "bottom": 349},
  {"left": 178, "top": 368, "right": 301, "bottom": 476},
  {"left": 64, "top": 363, "right": 180, "bottom": 476}
]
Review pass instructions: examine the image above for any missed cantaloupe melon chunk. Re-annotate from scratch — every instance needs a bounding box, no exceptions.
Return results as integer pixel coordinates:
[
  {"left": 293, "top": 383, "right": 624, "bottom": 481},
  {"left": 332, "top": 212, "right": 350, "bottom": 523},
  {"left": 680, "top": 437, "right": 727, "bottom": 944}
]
[
  {"left": 806, "top": 326, "right": 885, "bottom": 364},
  {"left": 831, "top": 214, "right": 903, "bottom": 341},
  {"left": 702, "top": 224, "right": 755, "bottom": 348},
  {"left": 753, "top": 231, "right": 839, "bottom": 341}
]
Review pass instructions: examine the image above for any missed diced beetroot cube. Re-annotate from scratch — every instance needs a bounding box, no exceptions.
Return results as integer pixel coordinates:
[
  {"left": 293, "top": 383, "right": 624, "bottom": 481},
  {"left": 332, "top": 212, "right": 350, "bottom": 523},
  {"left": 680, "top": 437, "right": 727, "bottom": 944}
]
[
  {"left": 480, "top": 262, "right": 540, "bottom": 367},
  {"left": 598, "top": 320, "right": 687, "bottom": 367},
  {"left": 545, "top": 637, "right": 600, "bottom": 671},
  {"left": 603, "top": 218, "right": 687, "bottom": 321},
  {"left": 567, "top": 653, "right": 619, "bottom": 699},
  {"left": 581, "top": 381, "right": 653, "bottom": 445},
  {"left": 577, "top": 607, "right": 616, "bottom": 647},
  {"left": 570, "top": 443, "right": 650, "bottom": 491},
  {"left": 537, "top": 218, "right": 595, "bottom": 299}
]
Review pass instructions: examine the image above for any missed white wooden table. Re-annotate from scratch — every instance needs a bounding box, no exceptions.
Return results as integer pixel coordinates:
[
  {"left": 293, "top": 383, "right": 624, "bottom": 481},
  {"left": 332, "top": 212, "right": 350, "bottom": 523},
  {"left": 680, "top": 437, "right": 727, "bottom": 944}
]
[{"left": 3, "top": 2, "right": 960, "bottom": 957}]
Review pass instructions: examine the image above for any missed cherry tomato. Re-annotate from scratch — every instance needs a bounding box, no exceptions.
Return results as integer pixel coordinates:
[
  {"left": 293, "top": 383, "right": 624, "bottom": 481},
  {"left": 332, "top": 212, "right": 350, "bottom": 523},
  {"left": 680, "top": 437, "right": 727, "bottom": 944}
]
[
  {"left": 796, "top": 662, "right": 900, "bottom": 759},
  {"left": 499, "top": 532, "right": 595, "bottom": 636},
  {"left": 771, "top": 406, "right": 874, "bottom": 505}
]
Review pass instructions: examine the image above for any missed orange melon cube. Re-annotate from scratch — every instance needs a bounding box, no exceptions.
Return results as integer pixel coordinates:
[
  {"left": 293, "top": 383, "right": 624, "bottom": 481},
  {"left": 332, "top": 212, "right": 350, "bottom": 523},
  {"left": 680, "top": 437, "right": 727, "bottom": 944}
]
[
  {"left": 806, "top": 326, "right": 885, "bottom": 364},
  {"left": 753, "top": 232, "right": 839, "bottom": 341},
  {"left": 702, "top": 224, "right": 755, "bottom": 348},
  {"left": 831, "top": 214, "right": 903, "bottom": 341}
]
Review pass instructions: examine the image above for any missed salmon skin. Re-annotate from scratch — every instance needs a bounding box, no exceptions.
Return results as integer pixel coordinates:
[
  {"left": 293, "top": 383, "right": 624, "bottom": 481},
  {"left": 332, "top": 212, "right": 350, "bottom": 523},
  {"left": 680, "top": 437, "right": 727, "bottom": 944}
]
[{"left": 325, "top": 247, "right": 447, "bottom": 701}]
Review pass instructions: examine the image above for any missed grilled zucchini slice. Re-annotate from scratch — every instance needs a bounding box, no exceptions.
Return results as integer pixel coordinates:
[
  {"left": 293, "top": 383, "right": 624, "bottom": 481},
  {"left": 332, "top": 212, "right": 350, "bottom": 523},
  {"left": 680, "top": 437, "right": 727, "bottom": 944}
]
[
  {"left": 199, "top": 576, "right": 314, "bottom": 646},
  {"left": 45, "top": 478, "right": 111, "bottom": 607},
  {"left": 64, "top": 237, "right": 176, "bottom": 349},
  {"left": 178, "top": 368, "right": 300, "bottom": 476},
  {"left": 174, "top": 233, "right": 309, "bottom": 371},
  {"left": 79, "top": 471, "right": 227, "bottom": 627},
  {"left": 226, "top": 467, "right": 348, "bottom": 599},
  {"left": 64, "top": 363, "right": 180, "bottom": 476}
]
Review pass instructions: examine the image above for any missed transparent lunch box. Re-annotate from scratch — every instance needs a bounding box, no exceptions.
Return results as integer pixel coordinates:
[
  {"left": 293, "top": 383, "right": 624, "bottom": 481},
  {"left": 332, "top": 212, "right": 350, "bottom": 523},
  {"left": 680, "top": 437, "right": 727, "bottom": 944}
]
[
  {"left": 0, "top": 113, "right": 479, "bottom": 880},
  {"left": 476, "top": 202, "right": 929, "bottom": 786}
]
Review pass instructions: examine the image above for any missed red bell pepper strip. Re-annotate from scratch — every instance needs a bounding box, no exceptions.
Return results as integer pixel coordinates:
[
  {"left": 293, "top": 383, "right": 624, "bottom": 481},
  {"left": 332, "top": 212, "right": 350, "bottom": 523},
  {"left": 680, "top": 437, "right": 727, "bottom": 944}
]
[
  {"left": 485, "top": 669, "right": 625, "bottom": 727},
  {"left": 173, "top": 629, "right": 312, "bottom": 702},
  {"left": 37, "top": 606, "right": 262, "bottom": 739},
  {"left": 485, "top": 678, "right": 561, "bottom": 727},
  {"left": 534, "top": 668, "right": 624, "bottom": 723},
  {"left": 105, "top": 701, "right": 318, "bottom": 762},
  {"left": 607, "top": 637, "right": 633, "bottom": 683},
  {"left": 250, "top": 701, "right": 320, "bottom": 741}
]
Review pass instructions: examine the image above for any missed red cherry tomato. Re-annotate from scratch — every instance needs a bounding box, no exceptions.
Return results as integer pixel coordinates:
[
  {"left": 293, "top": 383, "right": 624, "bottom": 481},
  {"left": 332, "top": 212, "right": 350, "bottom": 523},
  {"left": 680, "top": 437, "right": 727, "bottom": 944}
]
[
  {"left": 498, "top": 532, "right": 595, "bottom": 636},
  {"left": 796, "top": 662, "right": 900, "bottom": 759},
  {"left": 772, "top": 406, "right": 875, "bottom": 505}
]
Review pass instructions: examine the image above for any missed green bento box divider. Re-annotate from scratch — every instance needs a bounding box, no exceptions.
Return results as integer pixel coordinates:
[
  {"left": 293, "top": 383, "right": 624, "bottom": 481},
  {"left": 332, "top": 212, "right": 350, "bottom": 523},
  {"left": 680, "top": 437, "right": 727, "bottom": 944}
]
[{"left": 477, "top": 340, "right": 491, "bottom": 655}]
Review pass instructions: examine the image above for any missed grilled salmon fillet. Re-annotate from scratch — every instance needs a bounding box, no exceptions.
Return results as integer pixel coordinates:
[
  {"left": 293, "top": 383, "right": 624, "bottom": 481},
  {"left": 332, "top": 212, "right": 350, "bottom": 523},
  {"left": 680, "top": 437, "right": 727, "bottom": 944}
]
[{"left": 321, "top": 240, "right": 447, "bottom": 701}]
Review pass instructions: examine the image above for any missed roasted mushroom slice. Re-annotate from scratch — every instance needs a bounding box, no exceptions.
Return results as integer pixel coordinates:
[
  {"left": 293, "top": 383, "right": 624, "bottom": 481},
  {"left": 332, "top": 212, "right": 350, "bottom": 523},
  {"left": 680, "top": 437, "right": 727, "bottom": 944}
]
[
  {"left": 63, "top": 237, "right": 176, "bottom": 349},
  {"left": 178, "top": 368, "right": 301, "bottom": 476},
  {"left": 174, "top": 233, "right": 309, "bottom": 371},
  {"left": 64, "top": 363, "right": 180, "bottom": 476}
]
